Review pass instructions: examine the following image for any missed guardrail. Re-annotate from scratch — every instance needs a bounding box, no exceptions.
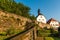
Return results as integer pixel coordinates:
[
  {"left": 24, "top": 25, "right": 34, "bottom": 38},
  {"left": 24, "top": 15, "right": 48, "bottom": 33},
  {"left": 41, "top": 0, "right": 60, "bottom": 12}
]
[{"left": 5, "top": 26, "right": 37, "bottom": 40}]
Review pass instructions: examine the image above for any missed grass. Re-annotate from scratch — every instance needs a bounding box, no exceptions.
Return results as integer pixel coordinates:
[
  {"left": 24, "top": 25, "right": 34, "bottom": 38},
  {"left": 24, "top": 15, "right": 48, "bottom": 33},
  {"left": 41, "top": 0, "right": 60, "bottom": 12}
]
[
  {"left": 52, "top": 37, "right": 60, "bottom": 40},
  {"left": 0, "top": 36, "right": 8, "bottom": 40},
  {"left": 45, "top": 37, "right": 54, "bottom": 40},
  {"left": 45, "top": 37, "right": 60, "bottom": 40}
]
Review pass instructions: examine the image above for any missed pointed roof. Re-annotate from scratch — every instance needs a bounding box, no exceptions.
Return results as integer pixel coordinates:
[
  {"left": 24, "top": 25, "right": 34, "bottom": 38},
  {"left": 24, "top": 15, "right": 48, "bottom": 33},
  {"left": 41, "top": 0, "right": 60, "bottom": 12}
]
[
  {"left": 47, "top": 18, "right": 57, "bottom": 24},
  {"left": 38, "top": 9, "right": 43, "bottom": 15}
]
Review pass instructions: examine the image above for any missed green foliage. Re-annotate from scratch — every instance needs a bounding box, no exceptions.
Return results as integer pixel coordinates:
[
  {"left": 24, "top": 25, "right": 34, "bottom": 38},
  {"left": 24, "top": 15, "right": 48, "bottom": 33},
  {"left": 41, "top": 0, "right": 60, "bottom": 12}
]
[
  {"left": 37, "top": 27, "right": 59, "bottom": 37},
  {"left": 25, "top": 21, "right": 36, "bottom": 30},
  {"left": 14, "top": 29, "right": 22, "bottom": 34},
  {"left": 58, "top": 26, "right": 60, "bottom": 33},
  {"left": 45, "top": 37, "right": 54, "bottom": 40},
  {"left": 50, "top": 28, "right": 58, "bottom": 34},
  {"left": 6, "top": 26, "right": 22, "bottom": 35},
  {"left": 37, "top": 30, "right": 51, "bottom": 37},
  {"left": 6, "top": 26, "right": 15, "bottom": 35},
  {"left": 0, "top": 36, "right": 8, "bottom": 40},
  {"left": 0, "top": 32, "right": 7, "bottom": 36},
  {"left": 30, "top": 15, "right": 36, "bottom": 20},
  {"left": 16, "top": 18, "right": 21, "bottom": 21},
  {"left": 53, "top": 37, "right": 60, "bottom": 40},
  {"left": 0, "top": 0, "right": 36, "bottom": 20},
  {"left": 37, "top": 28, "right": 51, "bottom": 37}
]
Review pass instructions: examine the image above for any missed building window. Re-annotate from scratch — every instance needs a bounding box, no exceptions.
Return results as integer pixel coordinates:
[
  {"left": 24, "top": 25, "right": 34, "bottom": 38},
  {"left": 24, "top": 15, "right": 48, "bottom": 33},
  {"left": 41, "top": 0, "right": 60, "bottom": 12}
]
[
  {"left": 39, "top": 19, "right": 40, "bottom": 20},
  {"left": 42, "top": 19, "right": 44, "bottom": 21},
  {"left": 56, "top": 24, "right": 58, "bottom": 26},
  {"left": 41, "top": 16, "right": 42, "bottom": 18},
  {"left": 53, "top": 24, "right": 54, "bottom": 26}
]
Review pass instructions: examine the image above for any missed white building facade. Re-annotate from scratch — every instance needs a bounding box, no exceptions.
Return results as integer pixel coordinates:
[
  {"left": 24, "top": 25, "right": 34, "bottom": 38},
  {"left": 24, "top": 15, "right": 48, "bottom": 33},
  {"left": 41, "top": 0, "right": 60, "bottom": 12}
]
[
  {"left": 50, "top": 21, "right": 59, "bottom": 28},
  {"left": 37, "top": 15, "right": 46, "bottom": 23},
  {"left": 47, "top": 18, "right": 59, "bottom": 28}
]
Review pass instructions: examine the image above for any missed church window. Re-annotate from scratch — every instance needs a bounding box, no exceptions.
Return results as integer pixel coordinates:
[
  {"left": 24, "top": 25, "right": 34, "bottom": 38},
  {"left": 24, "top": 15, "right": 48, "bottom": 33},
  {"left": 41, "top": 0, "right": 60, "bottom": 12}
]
[
  {"left": 41, "top": 16, "right": 42, "bottom": 18},
  {"left": 42, "top": 19, "right": 44, "bottom": 21}
]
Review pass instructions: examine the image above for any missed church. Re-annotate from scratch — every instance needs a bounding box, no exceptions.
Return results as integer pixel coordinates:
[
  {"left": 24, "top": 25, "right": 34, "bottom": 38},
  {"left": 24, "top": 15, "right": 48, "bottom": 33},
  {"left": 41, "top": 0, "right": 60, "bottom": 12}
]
[
  {"left": 36, "top": 9, "right": 60, "bottom": 29},
  {"left": 36, "top": 9, "right": 46, "bottom": 24}
]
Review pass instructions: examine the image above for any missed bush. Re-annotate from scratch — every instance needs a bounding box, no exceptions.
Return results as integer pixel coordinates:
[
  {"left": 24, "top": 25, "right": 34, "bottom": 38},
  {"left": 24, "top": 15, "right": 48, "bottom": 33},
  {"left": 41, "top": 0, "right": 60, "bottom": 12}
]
[
  {"left": 0, "top": 36, "right": 8, "bottom": 40},
  {"left": 37, "top": 29, "right": 51, "bottom": 37},
  {"left": 7, "top": 28, "right": 17, "bottom": 35},
  {"left": 45, "top": 37, "right": 54, "bottom": 40},
  {"left": 53, "top": 37, "right": 60, "bottom": 40},
  {"left": 0, "top": 32, "right": 7, "bottom": 36},
  {"left": 6, "top": 26, "right": 22, "bottom": 35}
]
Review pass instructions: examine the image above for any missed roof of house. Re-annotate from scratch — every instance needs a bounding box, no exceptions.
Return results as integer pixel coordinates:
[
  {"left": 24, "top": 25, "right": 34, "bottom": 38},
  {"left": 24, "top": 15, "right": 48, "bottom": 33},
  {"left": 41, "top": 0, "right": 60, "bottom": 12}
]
[
  {"left": 38, "top": 13, "right": 43, "bottom": 15},
  {"left": 47, "top": 18, "right": 58, "bottom": 24},
  {"left": 36, "top": 13, "right": 43, "bottom": 17}
]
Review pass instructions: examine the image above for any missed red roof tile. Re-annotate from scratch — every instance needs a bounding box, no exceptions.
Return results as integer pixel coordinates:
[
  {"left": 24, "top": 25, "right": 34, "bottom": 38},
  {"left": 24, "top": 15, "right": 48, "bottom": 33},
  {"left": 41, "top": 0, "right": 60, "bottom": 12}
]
[{"left": 47, "top": 18, "right": 57, "bottom": 24}]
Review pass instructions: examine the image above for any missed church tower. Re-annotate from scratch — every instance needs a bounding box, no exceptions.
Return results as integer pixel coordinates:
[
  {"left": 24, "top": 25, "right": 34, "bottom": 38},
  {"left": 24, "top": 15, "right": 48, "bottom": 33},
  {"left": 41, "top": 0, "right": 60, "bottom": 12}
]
[
  {"left": 36, "top": 9, "right": 46, "bottom": 23},
  {"left": 38, "top": 9, "right": 43, "bottom": 15}
]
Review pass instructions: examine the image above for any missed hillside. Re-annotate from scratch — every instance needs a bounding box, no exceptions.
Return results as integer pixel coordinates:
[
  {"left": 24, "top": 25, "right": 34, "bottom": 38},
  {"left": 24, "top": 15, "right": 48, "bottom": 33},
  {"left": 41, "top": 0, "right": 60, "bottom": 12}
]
[
  {"left": 0, "top": 0, "right": 37, "bottom": 40},
  {"left": 0, "top": 10, "right": 33, "bottom": 40},
  {"left": 0, "top": 10, "right": 32, "bottom": 31}
]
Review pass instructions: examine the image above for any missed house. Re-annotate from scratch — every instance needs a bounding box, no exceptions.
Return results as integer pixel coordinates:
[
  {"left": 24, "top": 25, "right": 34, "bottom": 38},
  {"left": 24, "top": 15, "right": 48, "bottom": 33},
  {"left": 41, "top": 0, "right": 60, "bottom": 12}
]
[
  {"left": 47, "top": 18, "right": 59, "bottom": 28},
  {"left": 36, "top": 9, "right": 46, "bottom": 24}
]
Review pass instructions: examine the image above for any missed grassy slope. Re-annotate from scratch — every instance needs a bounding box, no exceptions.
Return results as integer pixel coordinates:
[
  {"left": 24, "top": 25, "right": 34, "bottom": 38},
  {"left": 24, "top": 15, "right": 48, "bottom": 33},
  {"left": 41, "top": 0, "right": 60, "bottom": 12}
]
[{"left": 0, "top": 11, "right": 32, "bottom": 40}]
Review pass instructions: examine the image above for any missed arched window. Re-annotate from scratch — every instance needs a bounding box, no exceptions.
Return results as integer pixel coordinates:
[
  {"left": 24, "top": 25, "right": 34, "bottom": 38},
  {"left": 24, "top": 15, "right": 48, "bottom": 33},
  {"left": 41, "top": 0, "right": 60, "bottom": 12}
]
[{"left": 41, "top": 16, "right": 42, "bottom": 18}]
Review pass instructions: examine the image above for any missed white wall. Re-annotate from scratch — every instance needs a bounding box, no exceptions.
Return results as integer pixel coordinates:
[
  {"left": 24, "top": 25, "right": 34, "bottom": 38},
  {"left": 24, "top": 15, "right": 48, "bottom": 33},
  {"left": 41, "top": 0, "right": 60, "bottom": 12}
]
[
  {"left": 37, "top": 15, "right": 46, "bottom": 23},
  {"left": 50, "top": 21, "right": 59, "bottom": 28}
]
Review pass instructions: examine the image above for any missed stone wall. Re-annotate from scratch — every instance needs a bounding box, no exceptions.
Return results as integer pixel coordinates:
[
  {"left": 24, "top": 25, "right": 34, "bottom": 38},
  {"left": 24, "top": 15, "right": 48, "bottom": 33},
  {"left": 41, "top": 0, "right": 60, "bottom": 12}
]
[
  {"left": 0, "top": 10, "right": 32, "bottom": 32},
  {"left": 38, "top": 23, "right": 51, "bottom": 29}
]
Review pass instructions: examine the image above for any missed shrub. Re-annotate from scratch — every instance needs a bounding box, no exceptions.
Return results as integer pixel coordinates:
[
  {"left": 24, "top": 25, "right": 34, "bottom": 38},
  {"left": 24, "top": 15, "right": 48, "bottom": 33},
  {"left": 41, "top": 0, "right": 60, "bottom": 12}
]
[
  {"left": 6, "top": 28, "right": 15, "bottom": 35},
  {"left": 16, "top": 18, "right": 20, "bottom": 21},
  {"left": 0, "top": 31, "right": 7, "bottom": 36},
  {"left": 45, "top": 37, "right": 54, "bottom": 40},
  {"left": 6, "top": 26, "right": 22, "bottom": 35},
  {"left": 53, "top": 37, "right": 60, "bottom": 40},
  {"left": 0, "top": 36, "right": 8, "bottom": 40},
  {"left": 14, "top": 29, "right": 22, "bottom": 34},
  {"left": 37, "top": 29, "right": 51, "bottom": 37}
]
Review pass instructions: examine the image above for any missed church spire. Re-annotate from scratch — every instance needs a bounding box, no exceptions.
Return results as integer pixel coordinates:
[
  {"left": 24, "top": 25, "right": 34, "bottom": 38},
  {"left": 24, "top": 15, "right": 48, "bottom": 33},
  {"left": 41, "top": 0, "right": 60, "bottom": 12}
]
[
  {"left": 38, "top": 9, "right": 42, "bottom": 15},
  {"left": 38, "top": 9, "right": 40, "bottom": 15}
]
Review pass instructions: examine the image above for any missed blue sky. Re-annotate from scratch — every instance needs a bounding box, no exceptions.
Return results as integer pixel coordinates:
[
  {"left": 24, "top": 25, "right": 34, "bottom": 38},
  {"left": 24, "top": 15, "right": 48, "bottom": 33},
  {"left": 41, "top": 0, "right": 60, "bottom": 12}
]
[{"left": 15, "top": 0, "right": 60, "bottom": 21}]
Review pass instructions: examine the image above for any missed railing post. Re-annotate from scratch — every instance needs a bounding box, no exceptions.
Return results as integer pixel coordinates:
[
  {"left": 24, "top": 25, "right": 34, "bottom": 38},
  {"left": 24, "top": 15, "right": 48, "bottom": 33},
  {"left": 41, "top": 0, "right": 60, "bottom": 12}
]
[{"left": 33, "top": 27, "right": 37, "bottom": 40}]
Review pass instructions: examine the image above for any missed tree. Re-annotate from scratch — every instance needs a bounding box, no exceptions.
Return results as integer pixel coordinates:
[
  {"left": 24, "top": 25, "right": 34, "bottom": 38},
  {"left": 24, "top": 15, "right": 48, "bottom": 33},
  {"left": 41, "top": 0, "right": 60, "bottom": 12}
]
[
  {"left": 30, "top": 15, "right": 36, "bottom": 20},
  {"left": 0, "top": 0, "right": 36, "bottom": 20},
  {"left": 58, "top": 26, "right": 60, "bottom": 37}
]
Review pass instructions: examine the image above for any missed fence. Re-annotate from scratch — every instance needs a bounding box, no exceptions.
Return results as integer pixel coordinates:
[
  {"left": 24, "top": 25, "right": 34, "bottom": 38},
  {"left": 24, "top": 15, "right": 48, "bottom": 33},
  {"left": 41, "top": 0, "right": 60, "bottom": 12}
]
[{"left": 5, "top": 26, "right": 37, "bottom": 40}]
